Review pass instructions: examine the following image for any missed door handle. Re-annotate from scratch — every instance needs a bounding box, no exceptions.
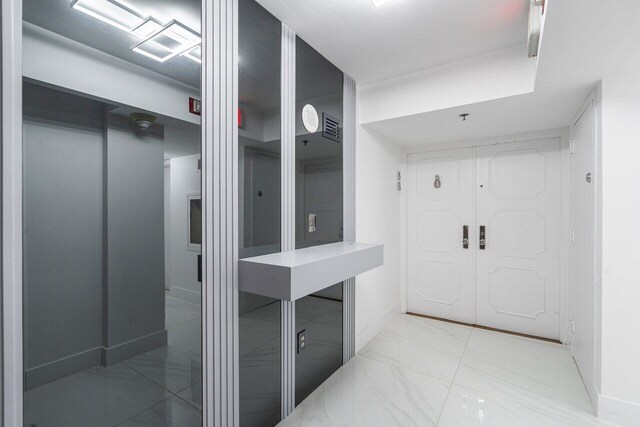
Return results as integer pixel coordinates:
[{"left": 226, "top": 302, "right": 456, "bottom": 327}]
[
  {"left": 308, "top": 213, "right": 317, "bottom": 233},
  {"left": 462, "top": 225, "right": 469, "bottom": 249},
  {"left": 479, "top": 225, "right": 486, "bottom": 250}
]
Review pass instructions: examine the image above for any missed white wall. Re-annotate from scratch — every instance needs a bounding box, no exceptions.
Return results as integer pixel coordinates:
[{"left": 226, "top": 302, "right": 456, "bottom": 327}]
[
  {"left": 23, "top": 23, "right": 200, "bottom": 125},
  {"left": 169, "top": 154, "right": 201, "bottom": 303},
  {"left": 596, "top": 72, "right": 640, "bottom": 425},
  {"left": 354, "top": 125, "right": 403, "bottom": 351},
  {"left": 359, "top": 45, "right": 536, "bottom": 125}
]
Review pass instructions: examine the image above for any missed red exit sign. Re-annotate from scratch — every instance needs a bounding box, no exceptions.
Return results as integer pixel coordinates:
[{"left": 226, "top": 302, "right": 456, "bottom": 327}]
[
  {"left": 189, "top": 97, "right": 201, "bottom": 116},
  {"left": 189, "top": 99, "right": 244, "bottom": 129}
]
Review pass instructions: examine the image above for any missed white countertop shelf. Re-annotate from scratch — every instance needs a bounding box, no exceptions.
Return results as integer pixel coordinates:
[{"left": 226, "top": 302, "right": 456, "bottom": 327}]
[{"left": 238, "top": 242, "right": 383, "bottom": 301}]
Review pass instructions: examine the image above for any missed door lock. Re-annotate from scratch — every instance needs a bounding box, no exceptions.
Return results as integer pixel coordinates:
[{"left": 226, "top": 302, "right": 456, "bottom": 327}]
[
  {"left": 479, "top": 225, "right": 486, "bottom": 250},
  {"left": 463, "top": 225, "right": 469, "bottom": 249}
]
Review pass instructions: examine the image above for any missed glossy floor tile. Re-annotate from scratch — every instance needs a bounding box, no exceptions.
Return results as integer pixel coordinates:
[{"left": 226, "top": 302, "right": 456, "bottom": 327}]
[
  {"left": 25, "top": 363, "right": 171, "bottom": 427},
  {"left": 119, "top": 396, "right": 202, "bottom": 427},
  {"left": 279, "top": 314, "right": 616, "bottom": 427},
  {"left": 279, "top": 355, "right": 450, "bottom": 427},
  {"left": 460, "top": 328, "right": 593, "bottom": 411},
  {"left": 165, "top": 296, "right": 201, "bottom": 329},
  {"left": 124, "top": 317, "right": 202, "bottom": 393},
  {"left": 25, "top": 296, "right": 202, "bottom": 427},
  {"left": 359, "top": 315, "right": 470, "bottom": 383}
]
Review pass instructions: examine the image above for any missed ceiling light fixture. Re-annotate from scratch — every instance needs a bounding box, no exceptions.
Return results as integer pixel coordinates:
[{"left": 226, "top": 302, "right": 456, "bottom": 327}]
[
  {"left": 71, "top": 0, "right": 144, "bottom": 33},
  {"left": 132, "top": 20, "right": 201, "bottom": 63},
  {"left": 133, "top": 17, "right": 163, "bottom": 38},
  {"left": 182, "top": 45, "right": 202, "bottom": 64},
  {"left": 528, "top": 0, "right": 546, "bottom": 58},
  {"left": 371, "top": 0, "right": 399, "bottom": 8}
]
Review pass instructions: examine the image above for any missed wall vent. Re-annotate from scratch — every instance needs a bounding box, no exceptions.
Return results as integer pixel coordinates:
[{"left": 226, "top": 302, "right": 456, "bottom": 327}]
[{"left": 322, "top": 113, "right": 342, "bottom": 143}]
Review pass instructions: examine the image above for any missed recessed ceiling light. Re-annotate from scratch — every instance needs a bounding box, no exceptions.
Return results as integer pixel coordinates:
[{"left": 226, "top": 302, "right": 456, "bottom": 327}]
[
  {"left": 182, "top": 45, "right": 202, "bottom": 64},
  {"left": 133, "top": 17, "right": 164, "bottom": 38},
  {"left": 132, "top": 20, "right": 201, "bottom": 63},
  {"left": 71, "top": 0, "right": 144, "bottom": 33},
  {"left": 371, "top": 0, "right": 400, "bottom": 7}
]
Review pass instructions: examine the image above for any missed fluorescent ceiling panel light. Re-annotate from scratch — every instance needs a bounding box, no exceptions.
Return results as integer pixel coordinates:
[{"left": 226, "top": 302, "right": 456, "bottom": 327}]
[
  {"left": 182, "top": 45, "right": 202, "bottom": 64},
  {"left": 132, "top": 20, "right": 201, "bottom": 62},
  {"left": 71, "top": 0, "right": 144, "bottom": 33},
  {"left": 133, "top": 17, "right": 163, "bottom": 38},
  {"left": 371, "top": 0, "right": 399, "bottom": 7}
]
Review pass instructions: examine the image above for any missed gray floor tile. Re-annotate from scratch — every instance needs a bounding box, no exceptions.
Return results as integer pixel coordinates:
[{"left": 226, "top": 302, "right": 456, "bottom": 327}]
[
  {"left": 119, "top": 396, "right": 201, "bottom": 426},
  {"left": 25, "top": 363, "right": 171, "bottom": 427}
]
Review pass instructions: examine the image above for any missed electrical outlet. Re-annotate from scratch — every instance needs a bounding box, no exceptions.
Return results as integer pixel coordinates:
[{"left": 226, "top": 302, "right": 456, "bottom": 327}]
[{"left": 297, "top": 329, "right": 307, "bottom": 354}]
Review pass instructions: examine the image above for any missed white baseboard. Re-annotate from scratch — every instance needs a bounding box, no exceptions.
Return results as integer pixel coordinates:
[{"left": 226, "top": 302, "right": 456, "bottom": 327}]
[
  {"left": 598, "top": 393, "right": 640, "bottom": 426},
  {"left": 355, "top": 301, "right": 401, "bottom": 353}
]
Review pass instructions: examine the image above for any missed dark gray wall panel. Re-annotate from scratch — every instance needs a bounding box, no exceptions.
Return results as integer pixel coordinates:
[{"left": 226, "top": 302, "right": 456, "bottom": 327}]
[{"left": 105, "top": 118, "right": 165, "bottom": 349}]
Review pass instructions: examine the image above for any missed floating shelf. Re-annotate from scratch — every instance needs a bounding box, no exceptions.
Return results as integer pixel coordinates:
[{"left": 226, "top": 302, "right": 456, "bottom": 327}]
[{"left": 239, "top": 242, "right": 383, "bottom": 301}]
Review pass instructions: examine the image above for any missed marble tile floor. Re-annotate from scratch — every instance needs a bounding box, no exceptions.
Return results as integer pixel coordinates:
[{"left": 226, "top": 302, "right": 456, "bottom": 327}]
[
  {"left": 25, "top": 296, "right": 203, "bottom": 427},
  {"left": 279, "top": 314, "right": 620, "bottom": 427},
  {"left": 24, "top": 295, "right": 342, "bottom": 427}
]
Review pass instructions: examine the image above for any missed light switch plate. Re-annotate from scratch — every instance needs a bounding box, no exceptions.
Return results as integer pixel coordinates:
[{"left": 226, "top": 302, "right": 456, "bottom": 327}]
[{"left": 297, "top": 329, "right": 307, "bottom": 354}]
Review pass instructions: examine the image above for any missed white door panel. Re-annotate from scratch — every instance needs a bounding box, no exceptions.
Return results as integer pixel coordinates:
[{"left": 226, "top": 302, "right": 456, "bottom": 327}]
[
  {"left": 407, "top": 139, "right": 562, "bottom": 339},
  {"left": 475, "top": 139, "right": 561, "bottom": 339},
  {"left": 407, "top": 149, "right": 475, "bottom": 323}
]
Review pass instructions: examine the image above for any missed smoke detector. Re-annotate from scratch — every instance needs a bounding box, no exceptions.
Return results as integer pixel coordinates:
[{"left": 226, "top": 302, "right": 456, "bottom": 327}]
[{"left": 130, "top": 112, "right": 157, "bottom": 132}]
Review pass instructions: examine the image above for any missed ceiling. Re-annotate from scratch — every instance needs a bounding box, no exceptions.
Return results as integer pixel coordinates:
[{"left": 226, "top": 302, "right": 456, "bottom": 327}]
[
  {"left": 23, "top": 0, "right": 338, "bottom": 114},
  {"left": 365, "top": 0, "right": 640, "bottom": 146},
  {"left": 255, "top": 0, "right": 530, "bottom": 85},
  {"left": 23, "top": 0, "right": 202, "bottom": 88}
]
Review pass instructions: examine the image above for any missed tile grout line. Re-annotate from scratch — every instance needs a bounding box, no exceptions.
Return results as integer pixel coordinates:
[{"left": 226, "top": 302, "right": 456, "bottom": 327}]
[
  {"left": 434, "top": 327, "right": 473, "bottom": 427},
  {"left": 114, "top": 395, "right": 175, "bottom": 426},
  {"left": 122, "top": 358, "right": 200, "bottom": 400}
]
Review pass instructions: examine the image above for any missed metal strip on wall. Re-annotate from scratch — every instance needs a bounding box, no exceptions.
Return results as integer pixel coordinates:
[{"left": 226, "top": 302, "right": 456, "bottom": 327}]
[
  {"left": 201, "top": 0, "right": 239, "bottom": 425},
  {"left": 2, "top": 0, "right": 23, "bottom": 425},
  {"left": 280, "top": 23, "right": 296, "bottom": 419},
  {"left": 342, "top": 74, "right": 357, "bottom": 363}
]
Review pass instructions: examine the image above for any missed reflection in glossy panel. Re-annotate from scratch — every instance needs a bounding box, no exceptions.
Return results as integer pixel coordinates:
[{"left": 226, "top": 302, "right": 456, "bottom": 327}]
[
  {"left": 22, "top": 0, "right": 202, "bottom": 425},
  {"left": 294, "top": 36, "right": 344, "bottom": 405},
  {"left": 238, "top": 0, "right": 282, "bottom": 425}
]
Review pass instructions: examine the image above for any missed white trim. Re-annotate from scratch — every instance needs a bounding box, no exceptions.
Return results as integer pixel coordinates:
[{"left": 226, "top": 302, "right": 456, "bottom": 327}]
[
  {"left": 201, "top": 0, "right": 239, "bottom": 425},
  {"left": 597, "top": 393, "right": 640, "bottom": 427},
  {"left": 186, "top": 192, "right": 202, "bottom": 252},
  {"left": 401, "top": 128, "right": 569, "bottom": 342},
  {"left": 568, "top": 90, "right": 600, "bottom": 408},
  {"left": 279, "top": 22, "right": 296, "bottom": 419},
  {"left": 400, "top": 160, "right": 408, "bottom": 314},
  {"left": 355, "top": 301, "right": 401, "bottom": 353},
  {"left": 2, "top": 0, "right": 23, "bottom": 425}
]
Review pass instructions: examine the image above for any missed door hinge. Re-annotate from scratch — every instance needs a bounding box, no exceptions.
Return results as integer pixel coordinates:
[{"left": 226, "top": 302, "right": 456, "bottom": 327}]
[
  {"left": 569, "top": 140, "right": 576, "bottom": 155},
  {"left": 397, "top": 171, "right": 402, "bottom": 191},
  {"left": 570, "top": 228, "right": 575, "bottom": 244},
  {"left": 569, "top": 317, "right": 575, "bottom": 334}
]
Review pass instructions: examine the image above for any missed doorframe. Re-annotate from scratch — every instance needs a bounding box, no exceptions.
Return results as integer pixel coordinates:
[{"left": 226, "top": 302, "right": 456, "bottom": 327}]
[
  {"left": 401, "top": 128, "right": 571, "bottom": 344},
  {"left": 567, "top": 90, "right": 600, "bottom": 405},
  {"left": 2, "top": 0, "right": 23, "bottom": 424}
]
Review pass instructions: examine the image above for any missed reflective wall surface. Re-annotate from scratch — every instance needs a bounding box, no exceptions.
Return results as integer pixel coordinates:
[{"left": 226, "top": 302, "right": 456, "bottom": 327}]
[
  {"left": 22, "top": 0, "right": 203, "bottom": 425},
  {"left": 238, "top": 0, "right": 282, "bottom": 425},
  {"left": 294, "top": 37, "right": 344, "bottom": 405}
]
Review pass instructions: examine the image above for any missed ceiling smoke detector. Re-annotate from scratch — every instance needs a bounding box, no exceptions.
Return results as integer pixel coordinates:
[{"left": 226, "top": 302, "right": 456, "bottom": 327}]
[{"left": 130, "top": 112, "right": 157, "bottom": 132}]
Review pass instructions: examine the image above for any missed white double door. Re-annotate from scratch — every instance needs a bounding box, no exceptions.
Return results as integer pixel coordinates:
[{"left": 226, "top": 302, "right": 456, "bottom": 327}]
[{"left": 407, "top": 139, "right": 561, "bottom": 339}]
